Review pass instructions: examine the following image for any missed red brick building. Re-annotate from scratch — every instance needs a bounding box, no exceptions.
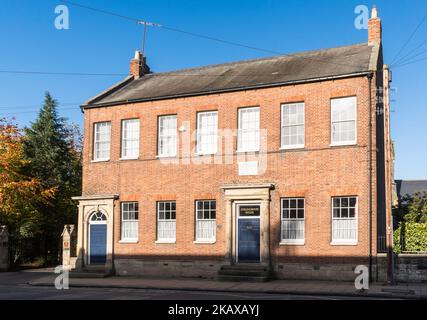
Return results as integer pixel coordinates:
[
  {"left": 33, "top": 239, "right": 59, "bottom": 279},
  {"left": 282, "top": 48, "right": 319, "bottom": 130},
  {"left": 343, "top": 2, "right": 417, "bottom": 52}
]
[{"left": 72, "top": 7, "right": 393, "bottom": 281}]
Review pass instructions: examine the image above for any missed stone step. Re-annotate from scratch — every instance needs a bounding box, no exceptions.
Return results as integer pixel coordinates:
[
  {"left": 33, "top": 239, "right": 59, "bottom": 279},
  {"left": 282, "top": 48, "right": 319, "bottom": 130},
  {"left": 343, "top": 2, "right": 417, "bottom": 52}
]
[
  {"left": 220, "top": 264, "right": 270, "bottom": 272},
  {"left": 218, "top": 264, "right": 273, "bottom": 282},
  {"left": 218, "top": 269, "right": 269, "bottom": 277}
]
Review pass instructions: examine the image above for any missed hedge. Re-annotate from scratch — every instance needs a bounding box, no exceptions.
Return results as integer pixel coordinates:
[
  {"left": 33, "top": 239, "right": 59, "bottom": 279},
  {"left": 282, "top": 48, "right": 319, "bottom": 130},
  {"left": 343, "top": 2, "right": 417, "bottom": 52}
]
[{"left": 394, "top": 222, "right": 427, "bottom": 253}]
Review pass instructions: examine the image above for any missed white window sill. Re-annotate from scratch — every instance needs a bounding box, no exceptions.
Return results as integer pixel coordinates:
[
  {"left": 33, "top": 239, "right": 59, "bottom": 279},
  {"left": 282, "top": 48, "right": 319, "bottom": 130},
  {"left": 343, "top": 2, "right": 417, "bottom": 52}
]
[
  {"left": 236, "top": 149, "right": 260, "bottom": 154},
  {"left": 119, "top": 240, "right": 139, "bottom": 244},
  {"left": 330, "top": 241, "right": 358, "bottom": 246},
  {"left": 195, "top": 152, "right": 217, "bottom": 157},
  {"left": 91, "top": 159, "right": 110, "bottom": 163},
  {"left": 193, "top": 240, "right": 216, "bottom": 244},
  {"left": 156, "top": 155, "right": 177, "bottom": 159},
  {"left": 330, "top": 142, "right": 357, "bottom": 147},
  {"left": 280, "top": 145, "right": 305, "bottom": 151},
  {"left": 155, "top": 240, "right": 176, "bottom": 244},
  {"left": 280, "top": 240, "right": 305, "bottom": 246},
  {"left": 119, "top": 157, "right": 139, "bottom": 161}
]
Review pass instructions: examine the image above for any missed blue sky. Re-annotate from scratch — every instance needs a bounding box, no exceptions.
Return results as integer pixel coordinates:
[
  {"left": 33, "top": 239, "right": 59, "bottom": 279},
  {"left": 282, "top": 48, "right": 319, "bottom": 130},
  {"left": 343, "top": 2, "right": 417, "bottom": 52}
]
[{"left": 0, "top": 0, "right": 426, "bottom": 179}]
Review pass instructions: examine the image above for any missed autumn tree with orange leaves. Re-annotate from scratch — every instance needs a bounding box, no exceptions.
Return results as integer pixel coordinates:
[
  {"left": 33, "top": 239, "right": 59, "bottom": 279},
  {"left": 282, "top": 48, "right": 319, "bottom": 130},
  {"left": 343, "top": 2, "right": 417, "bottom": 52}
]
[{"left": 0, "top": 118, "right": 55, "bottom": 262}]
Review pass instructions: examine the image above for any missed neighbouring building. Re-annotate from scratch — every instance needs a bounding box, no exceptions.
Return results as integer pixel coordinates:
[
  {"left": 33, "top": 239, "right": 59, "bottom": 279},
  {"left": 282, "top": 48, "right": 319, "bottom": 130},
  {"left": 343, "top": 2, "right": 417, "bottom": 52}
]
[
  {"left": 71, "top": 7, "right": 394, "bottom": 281},
  {"left": 396, "top": 180, "right": 427, "bottom": 203}
]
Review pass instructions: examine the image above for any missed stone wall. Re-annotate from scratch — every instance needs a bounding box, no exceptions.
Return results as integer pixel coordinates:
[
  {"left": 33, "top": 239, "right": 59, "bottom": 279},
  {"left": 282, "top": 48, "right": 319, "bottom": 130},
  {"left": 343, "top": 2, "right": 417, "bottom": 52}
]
[
  {"left": 0, "top": 226, "right": 9, "bottom": 272},
  {"left": 114, "top": 258, "right": 389, "bottom": 282},
  {"left": 275, "top": 263, "right": 358, "bottom": 282},
  {"left": 114, "top": 259, "right": 223, "bottom": 279},
  {"left": 394, "top": 254, "right": 427, "bottom": 283}
]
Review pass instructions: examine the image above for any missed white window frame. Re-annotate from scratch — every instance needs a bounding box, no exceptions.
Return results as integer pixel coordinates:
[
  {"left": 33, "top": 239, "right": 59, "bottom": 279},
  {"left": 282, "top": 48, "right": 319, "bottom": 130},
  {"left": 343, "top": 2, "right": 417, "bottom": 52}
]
[
  {"left": 237, "top": 107, "right": 260, "bottom": 152},
  {"left": 331, "top": 196, "right": 358, "bottom": 246},
  {"left": 93, "top": 122, "right": 111, "bottom": 162},
  {"left": 330, "top": 96, "right": 357, "bottom": 146},
  {"left": 194, "top": 200, "right": 217, "bottom": 243},
  {"left": 280, "top": 198, "right": 305, "bottom": 245},
  {"left": 121, "top": 119, "right": 140, "bottom": 160},
  {"left": 196, "top": 111, "right": 218, "bottom": 155},
  {"left": 156, "top": 201, "right": 176, "bottom": 243},
  {"left": 281, "top": 102, "right": 305, "bottom": 150},
  {"left": 158, "top": 115, "right": 177, "bottom": 158},
  {"left": 120, "top": 202, "right": 139, "bottom": 243}
]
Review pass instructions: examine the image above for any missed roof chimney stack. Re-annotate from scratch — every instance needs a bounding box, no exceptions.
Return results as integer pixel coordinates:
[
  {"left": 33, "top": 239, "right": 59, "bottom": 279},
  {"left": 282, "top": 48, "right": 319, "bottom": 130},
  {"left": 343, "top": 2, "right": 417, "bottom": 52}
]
[
  {"left": 368, "top": 6, "right": 382, "bottom": 45},
  {"left": 130, "top": 50, "right": 150, "bottom": 79}
]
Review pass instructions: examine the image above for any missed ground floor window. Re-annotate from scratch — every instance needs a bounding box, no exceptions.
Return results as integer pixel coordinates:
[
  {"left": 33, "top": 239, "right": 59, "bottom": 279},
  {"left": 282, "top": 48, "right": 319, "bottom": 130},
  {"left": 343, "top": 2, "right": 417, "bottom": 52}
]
[
  {"left": 195, "top": 200, "right": 216, "bottom": 242},
  {"left": 157, "top": 201, "right": 176, "bottom": 242},
  {"left": 281, "top": 198, "right": 305, "bottom": 244},
  {"left": 121, "top": 202, "right": 138, "bottom": 241},
  {"left": 332, "top": 196, "right": 358, "bottom": 244}
]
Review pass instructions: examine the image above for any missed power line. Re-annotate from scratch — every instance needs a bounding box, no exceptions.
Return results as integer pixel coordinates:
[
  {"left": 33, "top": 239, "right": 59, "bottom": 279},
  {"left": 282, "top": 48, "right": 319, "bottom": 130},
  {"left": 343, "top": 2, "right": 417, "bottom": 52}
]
[
  {"left": 390, "top": 13, "right": 427, "bottom": 66},
  {"left": 0, "top": 106, "right": 80, "bottom": 116},
  {"left": 60, "top": 0, "right": 279, "bottom": 56},
  {"left": 0, "top": 70, "right": 127, "bottom": 76},
  {"left": 391, "top": 39, "right": 427, "bottom": 67},
  {"left": 392, "top": 48, "right": 427, "bottom": 67},
  {"left": 0, "top": 102, "right": 81, "bottom": 111},
  {"left": 60, "top": 0, "right": 367, "bottom": 69},
  {"left": 392, "top": 57, "right": 427, "bottom": 69}
]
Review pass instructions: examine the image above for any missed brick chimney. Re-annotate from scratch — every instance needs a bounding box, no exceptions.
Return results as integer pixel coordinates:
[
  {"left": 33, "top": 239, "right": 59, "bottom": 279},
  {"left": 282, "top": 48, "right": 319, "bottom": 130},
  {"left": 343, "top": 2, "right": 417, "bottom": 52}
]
[
  {"left": 130, "top": 50, "right": 150, "bottom": 79},
  {"left": 368, "top": 6, "right": 382, "bottom": 45}
]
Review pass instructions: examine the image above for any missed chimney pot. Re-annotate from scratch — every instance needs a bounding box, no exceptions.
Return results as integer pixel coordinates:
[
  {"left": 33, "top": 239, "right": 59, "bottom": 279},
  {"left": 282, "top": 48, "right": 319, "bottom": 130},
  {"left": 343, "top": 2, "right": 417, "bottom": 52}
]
[{"left": 372, "top": 6, "right": 378, "bottom": 19}]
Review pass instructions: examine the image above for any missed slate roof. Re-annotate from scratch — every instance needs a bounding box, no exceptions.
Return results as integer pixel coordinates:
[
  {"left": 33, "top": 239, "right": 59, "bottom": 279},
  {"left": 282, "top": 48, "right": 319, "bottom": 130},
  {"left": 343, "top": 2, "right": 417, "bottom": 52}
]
[
  {"left": 396, "top": 180, "right": 427, "bottom": 200},
  {"left": 83, "top": 42, "right": 378, "bottom": 108}
]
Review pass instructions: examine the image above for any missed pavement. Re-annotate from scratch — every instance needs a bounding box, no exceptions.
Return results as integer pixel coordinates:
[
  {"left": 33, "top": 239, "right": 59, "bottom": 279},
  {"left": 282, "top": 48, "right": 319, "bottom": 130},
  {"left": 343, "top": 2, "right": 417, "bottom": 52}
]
[
  {"left": 0, "top": 269, "right": 380, "bottom": 300},
  {"left": 25, "top": 269, "right": 427, "bottom": 300}
]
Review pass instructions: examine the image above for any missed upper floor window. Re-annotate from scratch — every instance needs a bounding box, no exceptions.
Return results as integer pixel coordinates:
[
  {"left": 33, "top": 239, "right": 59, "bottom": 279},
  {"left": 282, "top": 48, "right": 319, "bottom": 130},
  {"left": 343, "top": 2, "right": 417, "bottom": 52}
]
[
  {"left": 281, "top": 103, "right": 305, "bottom": 149},
  {"left": 121, "top": 202, "right": 139, "bottom": 242},
  {"left": 158, "top": 115, "right": 177, "bottom": 157},
  {"left": 332, "top": 196, "right": 358, "bottom": 245},
  {"left": 195, "top": 200, "right": 216, "bottom": 242},
  {"left": 281, "top": 198, "right": 305, "bottom": 244},
  {"left": 197, "top": 111, "right": 218, "bottom": 155},
  {"left": 93, "top": 122, "right": 111, "bottom": 161},
  {"left": 238, "top": 107, "right": 260, "bottom": 152},
  {"left": 331, "top": 97, "right": 357, "bottom": 146},
  {"left": 121, "top": 119, "right": 140, "bottom": 159}
]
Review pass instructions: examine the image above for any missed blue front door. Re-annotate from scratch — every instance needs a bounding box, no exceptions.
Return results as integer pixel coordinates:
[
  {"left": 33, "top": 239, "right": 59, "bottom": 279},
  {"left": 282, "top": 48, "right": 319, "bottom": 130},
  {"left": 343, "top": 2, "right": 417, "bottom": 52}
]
[
  {"left": 238, "top": 218, "right": 260, "bottom": 263},
  {"left": 90, "top": 224, "right": 107, "bottom": 264}
]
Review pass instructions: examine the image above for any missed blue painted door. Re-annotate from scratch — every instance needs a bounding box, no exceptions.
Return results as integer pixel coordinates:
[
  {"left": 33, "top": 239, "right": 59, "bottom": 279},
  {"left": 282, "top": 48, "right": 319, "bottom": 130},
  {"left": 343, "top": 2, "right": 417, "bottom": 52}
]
[
  {"left": 90, "top": 224, "right": 107, "bottom": 264},
  {"left": 238, "top": 219, "right": 260, "bottom": 263}
]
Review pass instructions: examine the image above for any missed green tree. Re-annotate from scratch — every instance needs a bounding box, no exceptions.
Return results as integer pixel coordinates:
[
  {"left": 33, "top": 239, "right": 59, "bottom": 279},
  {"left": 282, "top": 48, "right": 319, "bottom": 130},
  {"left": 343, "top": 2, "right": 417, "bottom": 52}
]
[
  {"left": 23, "top": 92, "right": 82, "bottom": 264},
  {"left": 0, "top": 118, "right": 55, "bottom": 264},
  {"left": 403, "top": 192, "right": 427, "bottom": 223}
]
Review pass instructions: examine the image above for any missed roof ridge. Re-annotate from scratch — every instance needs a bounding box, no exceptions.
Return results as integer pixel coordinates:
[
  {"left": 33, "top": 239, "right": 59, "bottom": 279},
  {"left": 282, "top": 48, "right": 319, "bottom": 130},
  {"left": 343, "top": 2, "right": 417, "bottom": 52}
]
[{"left": 143, "top": 42, "right": 370, "bottom": 77}]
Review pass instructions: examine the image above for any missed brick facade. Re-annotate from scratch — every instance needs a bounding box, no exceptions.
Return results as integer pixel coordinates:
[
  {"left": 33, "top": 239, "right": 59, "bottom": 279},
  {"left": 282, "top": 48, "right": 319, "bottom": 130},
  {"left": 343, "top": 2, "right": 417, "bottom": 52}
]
[
  {"left": 78, "top": 74, "right": 388, "bottom": 279},
  {"left": 72, "top": 7, "right": 392, "bottom": 281}
]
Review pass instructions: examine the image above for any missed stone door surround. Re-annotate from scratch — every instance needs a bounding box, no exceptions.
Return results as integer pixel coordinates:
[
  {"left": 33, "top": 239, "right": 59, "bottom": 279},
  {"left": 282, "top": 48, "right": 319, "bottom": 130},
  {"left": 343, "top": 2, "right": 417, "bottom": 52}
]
[{"left": 221, "top": 184, "right": 274, "bottom": 266}]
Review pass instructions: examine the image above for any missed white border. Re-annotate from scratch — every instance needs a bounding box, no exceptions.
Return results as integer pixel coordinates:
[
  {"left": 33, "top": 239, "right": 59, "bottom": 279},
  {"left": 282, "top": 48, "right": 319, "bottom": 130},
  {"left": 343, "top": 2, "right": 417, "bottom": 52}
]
[
  {"left": 330, "top": 196, "right": 359, "bottom": 246},
  {"left": 330, "top": 96, "right": 358, "bottom": 147},
  {"left": 121, "top": 118, "right": 140, "bottom": 160},
  {"left": 196, "top": 111, "right": 218, "bottom": 155},
  {"left": 280, "top": 197, "right": 305, "bottom": 246},
  {"left": 236, "top": 107, "right": 260, "bottom": 153},
  {"left": 280, "top": 102, "right": 305, "bottom": 150}
]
